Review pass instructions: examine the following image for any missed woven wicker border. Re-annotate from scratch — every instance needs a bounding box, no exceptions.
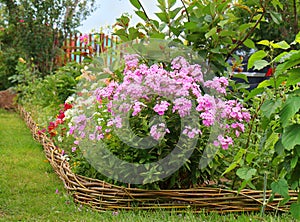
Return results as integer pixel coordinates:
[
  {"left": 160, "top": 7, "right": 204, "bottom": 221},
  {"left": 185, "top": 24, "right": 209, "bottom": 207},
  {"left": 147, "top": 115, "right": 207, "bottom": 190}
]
[{"left": 18, "top": 105, "right": 298, "bottom": 213}]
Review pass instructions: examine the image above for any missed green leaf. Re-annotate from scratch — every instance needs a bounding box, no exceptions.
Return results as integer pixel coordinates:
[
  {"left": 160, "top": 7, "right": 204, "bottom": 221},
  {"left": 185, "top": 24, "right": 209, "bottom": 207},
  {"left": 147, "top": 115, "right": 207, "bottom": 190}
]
[
  {"left": 291, "top": 31, "right": 300, "bottom": 45},
  {"left": 274, "top": 51, "right": 300, "bottom": 76},
  {"left": 205, "top": 27, "right": 217, "bottom": 39},
  {"left": 291, "top": 156, "right": 298, "bottom": 169},
  {"left": 257, "top": 40, "right": 270, "bottom": 46},
  {"left": 280, "top": 97, "right": 300, "bottom": 127},
  {"left": 269, "top": 10, "right": 282, "bottom": 25},
  {"left": 155, "top": 12, "right": 169, "bottom": 23},
  {"left": 290, "top": 202, "right": 300, "bottom": 220},
  {"left": 236, "top": 167, "right": 257, "bottom": 180},
  {"left": 253, "top": 59, "right": 269, "bottom": 70},
  {"left": 232, "top": 73, "right": 248, "bottom": 83},
  {"left": 247, "top": 50, "right": 267, "bottom": 70},
  {"left": 271, "top": 0, "right": 283, "bottom": 10},
  {"left": 243, "top": 39, "right": 256, "bottom": 49},
  {"left": 261, "top": 99, "right": 282, "bottom": 119},
  {"left": 129, "top": 0, "right": 141, "bottom": 9},
  {"left": 222, "top": 149, "right": 246, "bottom": 175},
  {"left": 271, "top": 40, "right": 290, "bottom": 50},
  {"left": 271, "top": 179, "right": 289, "bottom": 198},
  {"left": 244, "top": 87, "right": 265, "bottom": 102},
  {"left": 286, "top": 68, "right": 300, "bottom": 86},
  {"left": 170, "top": 7, "right": 182, "bottom": 19},
  {"left": 150, "top": 32, "right": 166, "bottom": 39},
  {"left": 282, "top": 124, "right": 300, "bottom": 150},
  {"left": 135, "top": 11, "right": 148, "bottom": 21},
  {"left": 238, "top": 23, "right": 255, "bottom": 32},
  {"left": 168, "top": 0, "right": 177, "bottom": 8}
]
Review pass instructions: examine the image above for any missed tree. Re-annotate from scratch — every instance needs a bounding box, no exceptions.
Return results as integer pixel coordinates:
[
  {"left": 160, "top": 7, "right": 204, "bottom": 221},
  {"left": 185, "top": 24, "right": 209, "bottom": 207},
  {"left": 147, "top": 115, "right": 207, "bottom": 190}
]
[{"left": 0, "top": 0, "right": 96, "bottom": 89}]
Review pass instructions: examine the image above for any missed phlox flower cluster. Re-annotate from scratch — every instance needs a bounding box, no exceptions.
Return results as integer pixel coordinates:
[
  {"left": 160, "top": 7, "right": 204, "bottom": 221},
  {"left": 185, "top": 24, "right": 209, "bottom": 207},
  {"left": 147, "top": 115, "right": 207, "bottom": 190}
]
[{"left": 68, "top": 54, "right": 250, "bottom": 151}]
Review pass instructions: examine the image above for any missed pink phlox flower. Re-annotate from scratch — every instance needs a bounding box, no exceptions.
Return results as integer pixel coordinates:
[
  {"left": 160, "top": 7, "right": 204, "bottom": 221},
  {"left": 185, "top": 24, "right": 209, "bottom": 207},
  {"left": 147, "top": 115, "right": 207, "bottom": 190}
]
[
  {"left": 215, "top": 135, "right": 233, "bottom": 150},
  {"left": 172, "top": 97, "right": 192, "bottom": 117},
  {"left": 124, "top": 54, "right": 140, "bottom": 70},
  {"left": 107, "top": 116, "right": 123, "bottom": 128},
  {"left": 95, "top": 81, "right": 118, "bottom": 100},
  {"left": 132, "top": 101, "right": 147, "bottom": 116},
  {"left": 71, "top": 147, "right": 77, "bottom": 152},
  {"left": 231, "top": 122, "right": 245, "bottom": 137},
  {"left": 118, "top": 102, "right": 131, "bottom": 113},
  {"left": 150, "top": 123, "right": 170, "bottom": 141},
  {"left": 171, "top": 56, "right": 189, "bottom": 70},
  {"left": 189, "top": 64, "right": 204, "bottom": 83},
  {"left": 196, "top": 94, "right": 215, "bottom": 112},
  {"left": 204, "top": 77, "right": 228, "bottom": 95},
  {"left": 89, "top": 134, "right": 96, "bottom": 140},
  {"left": 153, "top": 100, "right": 170, "bottom": 115},
  {"left": 200, "top": 110, "right": 215, "bottom": 126},
  {"left": 242, "top": 109, "right": 251, "bottom": 122},
  {"left": 97, "top": 133, "right": 104, "bottom": 140},
  {"left": 182, "top": 125, "right": 201, "bottom": 138}
]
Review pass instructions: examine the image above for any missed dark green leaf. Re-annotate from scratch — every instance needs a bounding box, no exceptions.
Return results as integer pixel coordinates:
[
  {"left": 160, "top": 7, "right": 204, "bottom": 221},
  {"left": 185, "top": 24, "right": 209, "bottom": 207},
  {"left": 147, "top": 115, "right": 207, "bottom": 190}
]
[
  {"left": 261, "top": 99, "right": 282, "bottom": 119},
  {"left": 290, "top": 202, "right": 300, "bottom": 220},
  {"left": 286, "top": 68, "right": 300, "bottom": 86},
  {"left": 244, "top": 87, "right": 264, "bottom": 102},
  {"left": 236, "top": 167, "right": 257, "bottom": 180},
  {"left": 271, "top": 179, "right": 289, "bottom": 198},
  {"left": 269, "top": 10, "right": 282, "bottom": 25},
  {"left": 280, "top": 97, "right": 300, "bottom": 127},
  {"left": 274, "top": 139, "right": 285, "bottom": 155},
  {"left": 282, "top": 124, "right": 300, "bottom": 150},
  {"left": 243, "top": 39, "right": 256, "bottom": 49}
]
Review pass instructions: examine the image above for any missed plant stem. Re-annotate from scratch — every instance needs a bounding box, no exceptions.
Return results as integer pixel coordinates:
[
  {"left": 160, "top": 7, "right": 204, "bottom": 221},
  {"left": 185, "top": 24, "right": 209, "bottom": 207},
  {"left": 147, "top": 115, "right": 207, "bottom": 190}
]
[
  {"left": 225, "top": 1, "right": 267, "bottom": 61},
  {"left": 245, "top": 96, "right": 265, "bottom": 150},
  {"left": 180, "top": 0, "right": 190, "bottom": 23},
  {"left": 137, "top": 0, "right": 150, "bottom": 22}
]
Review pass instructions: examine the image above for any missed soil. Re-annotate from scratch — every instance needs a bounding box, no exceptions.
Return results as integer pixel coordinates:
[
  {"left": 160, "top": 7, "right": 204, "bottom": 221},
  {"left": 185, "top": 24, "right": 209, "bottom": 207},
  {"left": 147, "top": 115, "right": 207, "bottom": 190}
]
[{"left": 0, "top": 89, "right": 17, "bottom": 110}]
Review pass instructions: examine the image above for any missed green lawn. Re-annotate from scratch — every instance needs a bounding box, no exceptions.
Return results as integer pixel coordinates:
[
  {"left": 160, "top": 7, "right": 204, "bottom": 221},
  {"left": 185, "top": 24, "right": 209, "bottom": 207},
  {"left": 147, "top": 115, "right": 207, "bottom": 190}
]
[{"left": 0, "top": 109, "right": 295, "bottom": 221}]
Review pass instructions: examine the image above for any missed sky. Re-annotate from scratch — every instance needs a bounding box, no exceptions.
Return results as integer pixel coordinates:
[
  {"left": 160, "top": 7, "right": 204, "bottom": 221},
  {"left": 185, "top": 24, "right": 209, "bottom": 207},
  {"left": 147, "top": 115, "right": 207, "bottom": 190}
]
[{"left": 78, "top": 0, "right": 160, "bottom": 33}]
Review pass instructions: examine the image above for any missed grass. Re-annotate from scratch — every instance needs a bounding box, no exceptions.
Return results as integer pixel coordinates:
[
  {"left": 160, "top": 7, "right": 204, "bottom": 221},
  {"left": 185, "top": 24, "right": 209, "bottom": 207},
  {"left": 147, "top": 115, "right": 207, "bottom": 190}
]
[{"left": 0, "top": 108, "right": 296, "bottom": 221}]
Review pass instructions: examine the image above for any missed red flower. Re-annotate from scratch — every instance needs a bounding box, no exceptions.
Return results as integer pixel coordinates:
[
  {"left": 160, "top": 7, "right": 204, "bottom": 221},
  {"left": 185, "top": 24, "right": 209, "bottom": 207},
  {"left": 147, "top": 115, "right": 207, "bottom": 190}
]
[
  {"left": 57, "top": 111, "right": 65, "bottom": 120},
  {"left": 64, "top": 103, "right": 72, "bottom": 111},
  {"left": 37, "top": 128, "right": 46, "bottom": 135},
  {"left": 48, "top": 122, "right": 57, "bottom": 137}
]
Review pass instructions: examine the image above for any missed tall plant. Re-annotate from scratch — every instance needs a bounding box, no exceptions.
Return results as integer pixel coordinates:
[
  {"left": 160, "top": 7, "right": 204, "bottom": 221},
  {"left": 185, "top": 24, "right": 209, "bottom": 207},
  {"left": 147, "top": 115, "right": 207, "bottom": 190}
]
[
  {"left": 0, "top": 0, "right": 96, "bottom": 89},
  {"left": 114, "top": 0, "right": 285, "bottom": 74}
]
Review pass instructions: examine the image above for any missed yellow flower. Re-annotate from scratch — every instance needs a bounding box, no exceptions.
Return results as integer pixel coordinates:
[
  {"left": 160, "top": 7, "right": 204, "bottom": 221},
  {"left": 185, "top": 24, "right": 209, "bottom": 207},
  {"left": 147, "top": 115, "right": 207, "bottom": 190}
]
[
  {"left": 105, "top": 134, "right": 112, "bottom": 140},
  {"left": 18, "top": 57, "right": 26, "bottom": 64}
]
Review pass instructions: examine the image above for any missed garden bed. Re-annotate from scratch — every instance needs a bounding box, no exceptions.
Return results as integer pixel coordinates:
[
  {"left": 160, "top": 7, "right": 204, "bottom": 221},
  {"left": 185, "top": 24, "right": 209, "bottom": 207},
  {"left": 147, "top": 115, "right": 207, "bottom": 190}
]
[{"left": 18, "top": 105, "right": 298, "bottom": 213}]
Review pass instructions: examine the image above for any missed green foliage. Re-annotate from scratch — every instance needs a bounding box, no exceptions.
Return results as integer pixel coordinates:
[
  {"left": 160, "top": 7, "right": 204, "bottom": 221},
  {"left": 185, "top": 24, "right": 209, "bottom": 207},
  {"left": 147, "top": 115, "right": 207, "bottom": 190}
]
[
  {"left": 0, "top": 0, "right": 96, "bottom": 89},
  {"left": 12, "top": 61, "right": 82, "bottom": 125},
  {"left": 242, "top": 32, "right": 300, "bottom": 217},
  {"left": 114, "top": 0, "right": 291, "bottom": 74}
]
